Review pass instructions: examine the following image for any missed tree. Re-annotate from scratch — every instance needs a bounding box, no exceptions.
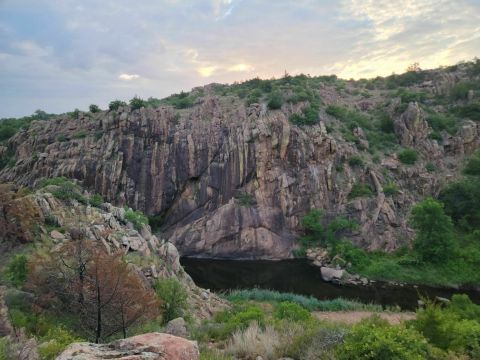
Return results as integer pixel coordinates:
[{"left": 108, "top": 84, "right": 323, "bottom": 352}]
[
  {"left": 300, "top": 209, "right": 356, "bottom": 249},
  {"left": 154, "top": 278, "right": 187, "bottom": 324},
  {"left": 89, "top": 104, "right": 100, "bottom": 113},
  {"left": 410, "top": 198, "right": 456, "bottom": 262},
  {"left": 108, "top": 100, "right": 127, "bottom": 111},
  {"left": 29, "top": 237, "right": 159, "bottom": 342},
  {"left": 80, "top": 250, "right": 158, "bottom": 342},
  {"left": 129, "top": 96, "right": 146, "bottom": 110},
  {"left": 406, "top": 62, "right": 421, "bottom": 72}
]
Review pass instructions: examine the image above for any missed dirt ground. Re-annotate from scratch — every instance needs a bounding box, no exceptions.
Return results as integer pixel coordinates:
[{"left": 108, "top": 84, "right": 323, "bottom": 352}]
[{"left": 314, "top": 311, "right": 415, "bottom": 325}]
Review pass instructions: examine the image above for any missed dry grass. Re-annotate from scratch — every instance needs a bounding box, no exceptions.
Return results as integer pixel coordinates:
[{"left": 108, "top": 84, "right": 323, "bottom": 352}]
[
  {"left": 226, "top": 321, "right": 279, "bottom": 360},
  {"left": 314, "top": 311, "right": 415, "bottom": 325}
]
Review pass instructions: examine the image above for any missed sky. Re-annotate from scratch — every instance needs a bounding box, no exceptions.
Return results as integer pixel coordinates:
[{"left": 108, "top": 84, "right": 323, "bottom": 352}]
[{"left": 0, "top": 0, "right": 479, "bottom": 118}]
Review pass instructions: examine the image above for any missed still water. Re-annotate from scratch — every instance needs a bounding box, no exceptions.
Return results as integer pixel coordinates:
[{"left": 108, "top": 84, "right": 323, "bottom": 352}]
[{"left": 181, "top": 258, "right": 480, "bottom": 310}]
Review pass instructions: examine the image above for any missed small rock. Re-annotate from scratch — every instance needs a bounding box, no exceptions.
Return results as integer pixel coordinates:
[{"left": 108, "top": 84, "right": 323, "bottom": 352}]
[
  {"left": 435, "top": 296, "right": 450, "bottom": 304},
  {"left": 50, "top": 230, "right": 65, "bottom": 240},
  {"left": 165, "top": 317, "right": 188, "bottom": 338},
  {"left": 201, "top": 291, "right": 210, "bottom": 300}
]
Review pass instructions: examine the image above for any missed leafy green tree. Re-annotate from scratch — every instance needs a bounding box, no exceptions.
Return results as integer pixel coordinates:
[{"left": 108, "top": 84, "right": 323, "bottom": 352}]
[
  {"left": 300, "top": 210, "right": 356, "bottom": 249},
  {"left": 89, "top": 104, "right": 100, "bottom": 113},
  {"left": 410, "top": 198, "right": 456, "bottom": 262},
  {"left": 267, "top": 92, "right": 283, "bottom": 110},
  {"left": 439, "top": 178, "right": 480, "bottom": 229},
  {"left": 108, "top": 100, "right": 127, "bottom": 111},
  {"left": 154, "top": 278, "right": 188, "bottom": 324},
  {"left": 129, "top": 96, "right": 146, "bottom": 110}
]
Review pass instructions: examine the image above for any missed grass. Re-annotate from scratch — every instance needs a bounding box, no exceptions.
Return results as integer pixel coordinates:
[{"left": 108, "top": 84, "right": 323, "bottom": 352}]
[
  {"left": 354, "top": 252, "right": 480, "bottom": 288},
  {"left": 225, "top": 289, "right": 383, "bottom": 312}
]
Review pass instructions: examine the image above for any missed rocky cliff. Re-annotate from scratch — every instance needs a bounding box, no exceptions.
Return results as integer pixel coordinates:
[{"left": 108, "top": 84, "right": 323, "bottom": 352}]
[{"left": 1, "top": 62, "right": 479, "bottom": 259}]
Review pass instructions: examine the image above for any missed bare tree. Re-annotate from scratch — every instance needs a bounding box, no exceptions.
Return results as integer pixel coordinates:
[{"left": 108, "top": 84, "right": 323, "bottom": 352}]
[{"left": 29, "top": 240, "right": 159, "bottom": 343}]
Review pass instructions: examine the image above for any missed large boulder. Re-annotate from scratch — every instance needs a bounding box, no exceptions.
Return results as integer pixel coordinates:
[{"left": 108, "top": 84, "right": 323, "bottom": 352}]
[
  {"left": 394, "top": 102, "right": 429, "bottom": 147},
  {"left": 320, "top": 267, "right": 344, "bottom": 282},
  {"left": 56, "top": 332, "right": 199, "bottom": 360}
]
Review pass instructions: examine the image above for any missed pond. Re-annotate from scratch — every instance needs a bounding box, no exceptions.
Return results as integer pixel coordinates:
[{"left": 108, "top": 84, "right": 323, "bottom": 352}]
[{"left": 181, "top": 258, "right": 480, "bottom": 310}]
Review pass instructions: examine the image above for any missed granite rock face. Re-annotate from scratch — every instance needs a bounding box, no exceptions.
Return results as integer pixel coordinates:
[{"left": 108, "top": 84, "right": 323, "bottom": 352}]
[
  {"left": 1, "top": 84, "right": 480, "bottom": 258},
  {"left": 56, "top": 333, "right": 199, "bottom": 360}
]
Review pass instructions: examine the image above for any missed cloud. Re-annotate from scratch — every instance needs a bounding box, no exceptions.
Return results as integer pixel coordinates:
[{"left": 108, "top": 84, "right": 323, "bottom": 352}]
[
  {"left": 197, "top": 66, "right": 216, "bottom": 77},
  {"left": 0, "top": 0, "right": 479, "bottom": 117},
  {"left": 228, "top": 63, "right": 254, "bottom": 72},
  {"left": 118, "top": 73, "right": 140, "bottom": 81}
]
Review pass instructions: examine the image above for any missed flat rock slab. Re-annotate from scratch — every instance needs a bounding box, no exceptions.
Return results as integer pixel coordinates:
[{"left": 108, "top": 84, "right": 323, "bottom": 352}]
[{"left": 56, "top": 332, "right": 199, "bottom": 360}]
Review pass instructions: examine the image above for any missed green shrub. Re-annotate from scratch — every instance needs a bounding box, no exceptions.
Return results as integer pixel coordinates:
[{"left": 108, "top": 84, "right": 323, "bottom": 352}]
[
  {"left": 439, "top": 178, "right": 480, "bottom": 228},
  {"left": 338, "top": 316, "right": 430, "bottom": 360},
  {"left": 396, "top": 89, "right": 428, "bottom": 104},
  {"left": 89, "top": 193, "right": 103, "bottom": 207},
  {"left": 274, "top": 301, "right": 311, "bottom": 322},
  {"left": 108, "top": 100, "right": 127, "bottom": 111},
  {"left": 0, "top": 338, "right": 7, "bottom": 359},
  {"left": 385, "top": 70, "right": 426, "bottom": 88},
  {"left": 463, "top": 150, "right": 480, "bottom": 176},
  {"left": 3, "top": 254, "right": 29, "bottom": 287},
  {"left": 213, "top": 304, "right": 266, "bottom": 339},
  {"left": 348, "top": 183, "right": 374, "bottom": 199},
  {"left": 162, "top": 91, "right": 197, "bottom": 109},
  {"left": 289, "top": 103, "right": 319, "bottom": 126},
  {"left": 426, "top": 162, "right": 435, "bottom": 172},
  {"left": 378, "top": 112, "right": 395, "bottom": 133},
  {"left": 348, "top": 156, "right": 364, "bottom": 167},
  {"left": 452, "top": 102, "right": 480, "bottom": 121},
  {"left": 69, "top": 109, "right": 80, "bottom": 120},
  {"left": 89, "top": 104, "right": 100, "bottom": 113},
  {"left": 412, "top": 298, "right": 480, "bottom": 357},
  {"left": 450, "top": 81, "right": 480, "bottom": 101},
  {"left": 398, "top": 148, "right": 418, "bottom": 164},
  {"left": 299, "top": 210, "right": 356, "bottom": 249},
  {"left": 245, "top": 89, "right": 262, "bottom": 106},
  {"left": 333, "top": 240, "right": 371, "bottom": 269},
  {"left": 267, "top": 92, "right": 283, "bottom": 110},
  {"left": 154, "top": 278, "right": 188, "bottom": 324},
  {"left": 38, "top": 326, "right": 81, "bottom": 360},
  {"left": 383, "top": 182, "right": 399, "bottom": 196},
  {"left": 410, "top": 198, "right": 456, "bottom": 263},
  {"left": 42, "top": 179, "right": 87, "bottom": 204},
  {"left": 129, "top": 96, "right": 146, "bottom": 110},
  {"left": 124, "top": 207, "right": 148, "bottom": 231},
  {"left": 426, "top": 113, "right": 457, "bottom": 135},
  {"left": 0, "top": 148, "right": 15, "bottom": 170},
  {"left": 73, "top": 130, "right": 87, "bottom": 139},
  {"left": 57, "top": 134, "right": 67, "bottom": 142},
  {"left": 235, "top": 192, "right": 254, "bottom": 207},
  {"left": 148, "top": 214, "right": 164, "bottom": 232}
]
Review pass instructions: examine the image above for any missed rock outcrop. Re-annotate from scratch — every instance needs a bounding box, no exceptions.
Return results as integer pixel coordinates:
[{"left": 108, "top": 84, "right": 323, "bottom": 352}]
[
  {"left": 0, "top": 185, "right": 228, "bottom": 320},
  {"left": 56, "top": 333, "right": 199, "bottom": 360},
  {"left": 1, "top": 64, "right": 480, "bottom": 258}
]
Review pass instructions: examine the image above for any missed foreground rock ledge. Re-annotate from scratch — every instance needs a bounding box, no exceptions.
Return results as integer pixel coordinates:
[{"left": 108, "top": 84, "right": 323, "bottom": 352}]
[{"left": 56, "top": 332, "right": 199, "bottom": 360}]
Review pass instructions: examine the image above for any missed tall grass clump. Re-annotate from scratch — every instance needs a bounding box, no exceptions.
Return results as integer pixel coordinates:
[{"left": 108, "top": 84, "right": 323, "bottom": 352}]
[{"left": 225, "top": 289, "right": 382, "bottom": 312}]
